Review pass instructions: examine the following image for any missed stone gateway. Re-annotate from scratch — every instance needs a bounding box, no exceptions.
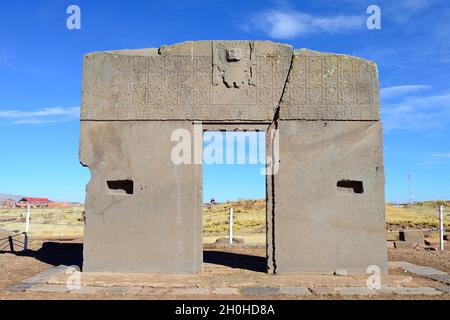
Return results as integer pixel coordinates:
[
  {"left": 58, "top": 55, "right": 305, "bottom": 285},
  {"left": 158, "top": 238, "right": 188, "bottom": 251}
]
[{"left": 79, "top": 40, "right": 387, "bottom": 274}]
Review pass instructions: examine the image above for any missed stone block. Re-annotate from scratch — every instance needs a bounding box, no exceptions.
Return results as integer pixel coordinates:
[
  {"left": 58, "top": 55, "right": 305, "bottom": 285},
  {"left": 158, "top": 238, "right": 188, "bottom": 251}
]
[
  {"left": 310, "top": 287, "right": 336, "bottom": 295},
  {"left": 81, "top": 41, "right": 292, "bottom": 122},
  {"left": 394, "top": 241, "right": 420, "bottom": 249},
  {"left": 399, "top": 230, "right": 424, "bottom": 244},
  {"left": 212, "top": 287, "right": 239, "bottom": 295},
  {"left": 427, "top": 274, "right": 450, "bottom": 285},
  {"left": 27, "top": 285, "right": 71, "bottom": 293},
  {"left": 80, "top": 121, "right": 202, "bottom": 273},
  {"left": 171, "top": 288, "right": 210, "bottom": 295},
  {"left": 392, "top": 287, "right": 441, "bottom": 296},
  {"left": 280, "top": 49, "right": 380, "bottom": 121},
  {"left": 99, "top": 287, "right": 129, "bottom": 295},
  {"left": 5, "top": 282, "right": 35, "bottom": 293},
  {"left": 279, "top": 286, "right": 311, "bottom": 296},
  {"left": 240, "top": 287, "right": 279, "bottom": 295},
  {"left": 271, "top": 120, "right": 387, "bottom": 274},
  {"left": 21, "top": 265, "right": 68, "bottom": 284},
  {"left": 436, "top": 286, "right": 450, "bottom": 294},
  {"left": 336, "top": 287, "right": 378, "bottom": 296}
]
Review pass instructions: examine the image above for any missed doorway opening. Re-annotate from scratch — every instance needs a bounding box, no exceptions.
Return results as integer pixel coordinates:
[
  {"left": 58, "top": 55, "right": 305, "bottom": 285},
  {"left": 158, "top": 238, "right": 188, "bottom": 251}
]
[{"left": 202, "top": 129, "right": 267, "bottom": 272}]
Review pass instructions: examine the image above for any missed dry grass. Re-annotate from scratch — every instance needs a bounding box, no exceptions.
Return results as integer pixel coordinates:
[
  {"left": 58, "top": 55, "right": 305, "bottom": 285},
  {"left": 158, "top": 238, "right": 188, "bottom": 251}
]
[
  {"left": 203, "top": 199, "right": 265, "bottom": 233},
  {"left": 203, "top": 199, "right": 266, "bottom": 244},
  {"left": 386, "top": 202, "right": 450, "bottom": 230},
  {"left": 1, "top": 200, "right": 448, "bottom": 244},
  {"left": 0, "top": 207, "right": 84, "bottom": 238}
]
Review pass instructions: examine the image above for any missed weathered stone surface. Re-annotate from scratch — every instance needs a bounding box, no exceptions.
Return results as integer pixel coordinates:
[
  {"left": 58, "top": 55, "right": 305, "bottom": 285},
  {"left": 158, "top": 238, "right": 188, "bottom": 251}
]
[
  {"left": 428, "top": 274, "right": 450, "bottom": 285},
  {"left": 98, "top": 287, "right": 129, "bottom": 295},
  {"left": 82, "top": 42, "right": 379, "bottom": 122},
  {"left": 336, "top": 287, "right": 378, "bottom": 296},
  {"left": 399, "top": 230, "right": 424, "bottom": 244},
  {"left": 280, "top": 49, "right": 380, "bottom": 121},
  {"left": 5, "top": 282, "right": 35, "bottom": 293},
  {"left": 436, "top": 286, "right": 450, "bottom": 294},
  {"left": 310, "top": 287, "right": 336, "bottom": 295},
  {"left": 392, "top": 287, "right": 442, "bottom": 296},
  {"left": 26, "top": 285, "right": 100, "bottom": 295},
  {"left": 81, "top": 41, "right": 292, "bottom": 122},
  {"left": 389, "top": 261, "right": 447, "bottom": 277},
  {"left": 212, "top": 287, "right": 240, "bottom": 295},
  {"left": 171, "top": 288, "right": 210, "bottom": 295},
  {"left": 80, "top": 121, "right": 202, "bottom": 273},
  {"left": 131, "top": 288, "right": 169, "bottom": 295},
  {"left": 80, "top": 40, "right": 386, "bottom": 274},
  {"left": 21, "top": 265, "right": 68, "bottom": 284},
  {"left": 279, "top": 286, "right": 311, "bottom": 295},
  {"left": 390, "top": 261, "right": 450, "bottom": 286},
  {"left": 375, "top": 285, "right": 394, "bottom": 295},
  {"left": 27, "top": 285, "right": 72, "bottom": 293},
  {"left": 270, "top": 120, "right": 387, "bottom": 273},
  {"left": 241, "top": 287, "right": 280, "bottom": 295},
  {"left": 394, "top": 241, "right": 421, "bottom": 249}
]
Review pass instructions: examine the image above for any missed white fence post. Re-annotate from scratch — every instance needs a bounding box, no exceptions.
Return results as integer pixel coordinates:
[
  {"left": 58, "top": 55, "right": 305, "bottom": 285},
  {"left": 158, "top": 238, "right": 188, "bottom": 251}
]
[
  {"left": 229, "top": 207, "right": 233, "bottom": 245},
  {"left": 24, "top": 205, "right": 30, "bottom": 251},
  {"left": 439, "top": 205, "right": 444, "bottom": 251}
]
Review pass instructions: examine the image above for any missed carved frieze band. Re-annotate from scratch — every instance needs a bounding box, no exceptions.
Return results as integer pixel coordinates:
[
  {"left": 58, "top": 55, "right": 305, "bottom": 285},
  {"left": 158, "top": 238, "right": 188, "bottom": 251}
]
[
  {"left": 81, "top": 53, "right": 291, "bottom": 121},
  {"left": 81, "top": 51, "right": 379, "bottom": 121},
  {"left": 280, "top": 54, "right": 380, "bottom": 120}
]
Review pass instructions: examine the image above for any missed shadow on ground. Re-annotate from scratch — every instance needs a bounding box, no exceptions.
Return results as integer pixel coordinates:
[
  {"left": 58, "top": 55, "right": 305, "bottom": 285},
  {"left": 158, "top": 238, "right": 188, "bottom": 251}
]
[
  {"left": 203, "top": 250, "right": 267, "bottom": 273},
  {"left": 1, "top": 242, "right": 267, "bottom": 273},
  {"left": 0, "top": 242, "right": 83, "bottom": 269}
]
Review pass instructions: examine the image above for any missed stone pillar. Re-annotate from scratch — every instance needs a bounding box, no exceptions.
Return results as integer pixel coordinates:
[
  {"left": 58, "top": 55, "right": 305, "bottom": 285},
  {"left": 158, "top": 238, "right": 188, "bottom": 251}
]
[
  {"left": 272, "top": 50, "right": 387, "bottom": 273},
  {"left": 80, "top": 121, "right": 203, "bottom": 272}
]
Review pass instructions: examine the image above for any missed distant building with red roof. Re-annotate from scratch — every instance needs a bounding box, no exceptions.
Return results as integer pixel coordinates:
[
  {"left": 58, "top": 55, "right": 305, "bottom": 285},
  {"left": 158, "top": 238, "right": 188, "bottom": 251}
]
[{"left": 17, "top": 197, "right": 50, "bottom": 208}]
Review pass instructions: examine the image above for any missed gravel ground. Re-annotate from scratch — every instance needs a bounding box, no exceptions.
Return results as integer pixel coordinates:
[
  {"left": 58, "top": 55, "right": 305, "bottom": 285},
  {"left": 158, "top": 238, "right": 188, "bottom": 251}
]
[{"left": 0, "top": 239, "right": 449, "bottom": 300}]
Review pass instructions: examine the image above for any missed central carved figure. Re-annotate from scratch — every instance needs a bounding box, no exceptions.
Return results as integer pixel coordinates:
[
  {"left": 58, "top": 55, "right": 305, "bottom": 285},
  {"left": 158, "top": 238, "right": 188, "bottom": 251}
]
[{"left": 213, "top": 42, "right": 254, "bottom": 88}]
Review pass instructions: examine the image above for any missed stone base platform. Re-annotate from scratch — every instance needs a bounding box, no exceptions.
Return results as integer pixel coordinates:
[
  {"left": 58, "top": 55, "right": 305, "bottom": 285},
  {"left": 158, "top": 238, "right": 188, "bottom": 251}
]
[{"left": 5, "top": 260, "right": 450, "bottom": 298}]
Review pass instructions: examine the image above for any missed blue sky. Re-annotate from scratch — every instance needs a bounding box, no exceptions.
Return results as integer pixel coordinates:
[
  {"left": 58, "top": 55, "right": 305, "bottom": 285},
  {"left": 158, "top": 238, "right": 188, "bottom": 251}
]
[{"left": 0, "top": 0, "right": 449, "bottom": 203}]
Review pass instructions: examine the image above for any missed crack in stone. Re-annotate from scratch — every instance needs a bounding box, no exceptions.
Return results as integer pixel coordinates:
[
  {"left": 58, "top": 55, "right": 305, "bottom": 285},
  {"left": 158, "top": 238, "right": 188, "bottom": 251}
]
[{"left": 270, "top": 49, "right": 294, "bottom": 274}]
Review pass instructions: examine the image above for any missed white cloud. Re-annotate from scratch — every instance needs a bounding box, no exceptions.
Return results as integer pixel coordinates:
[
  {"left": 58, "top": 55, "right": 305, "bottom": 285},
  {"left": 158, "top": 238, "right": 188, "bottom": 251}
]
[
  {"left": 382, "top": 92, "right": 450, "bottom": 131},
  {"left": 245, "top": 9, "right": 365, "bottom": 39},
  {"left": 0, "top": 107, "right": 80, "bottom": 125},
  {"left": 380, "top": 85, "right": 432, "bottom": 100},
  {"left": 431, "top": 152, "right": 450, "bottom": 160},
  {"left": 245, "top": 0, "right": 441, "bottom": 39},
  {"left": 419, "top": 152, "right": 450, "bottom": 166},
  {"left": 388, "top": 0, "right": 434, "bottom": 23},
  {"left": 11, "top": 119, "right": 70, "bottom": 125}
]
